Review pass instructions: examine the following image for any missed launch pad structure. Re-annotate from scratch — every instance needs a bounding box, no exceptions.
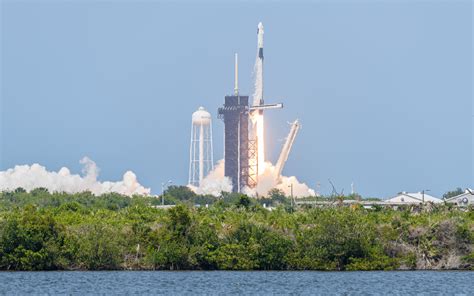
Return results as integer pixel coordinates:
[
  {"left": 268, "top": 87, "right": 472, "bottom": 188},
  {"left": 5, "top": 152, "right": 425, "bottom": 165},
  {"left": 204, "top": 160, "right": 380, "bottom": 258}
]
[
  {"left": 218, "top": 54, "right": 258, "bottom": 192},
  {"left": 219, "top": 23, "right": 283, "bottom": 193},
  {"left": 218, "top": 94, "right": 258, "bottom": 192}
]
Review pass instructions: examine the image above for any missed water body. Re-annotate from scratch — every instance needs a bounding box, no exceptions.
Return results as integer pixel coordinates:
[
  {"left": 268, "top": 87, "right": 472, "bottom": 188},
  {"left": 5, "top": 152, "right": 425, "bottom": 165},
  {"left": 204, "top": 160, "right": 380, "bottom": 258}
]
[{"left": 0, "top": 271, "right": 471, "bottom": 295}]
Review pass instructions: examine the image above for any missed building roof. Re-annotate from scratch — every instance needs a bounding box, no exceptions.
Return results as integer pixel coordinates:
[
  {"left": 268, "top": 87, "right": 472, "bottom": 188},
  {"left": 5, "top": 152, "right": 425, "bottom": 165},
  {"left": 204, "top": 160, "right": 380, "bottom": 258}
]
[
  {"left": 445, "top": 189, "right": 474, "bottom": 206},
  {"left": 386, "top": 192, "right": 443, "bottom": 204}
]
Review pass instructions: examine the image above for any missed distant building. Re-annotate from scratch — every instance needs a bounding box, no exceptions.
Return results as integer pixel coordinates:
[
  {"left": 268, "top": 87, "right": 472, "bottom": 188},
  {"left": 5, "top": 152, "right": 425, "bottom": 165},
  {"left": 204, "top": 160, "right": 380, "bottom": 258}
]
[
  {"left": 386, "top": 192, "right": 443, "bottom": 204},
  {"left": 444, "top": 189, "right": 474, "bottom": 207}
]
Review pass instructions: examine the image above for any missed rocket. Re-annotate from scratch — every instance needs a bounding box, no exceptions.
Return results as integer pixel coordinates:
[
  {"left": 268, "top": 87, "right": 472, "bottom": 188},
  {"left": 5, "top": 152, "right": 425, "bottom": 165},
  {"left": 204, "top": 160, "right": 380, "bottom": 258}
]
[
  {"left": 250, "top": 22, "right": 283, "bottom": 116},
  {"left": 257, "top": 22, "right": 264, "bottom": 112},
  {"left": 257, "top": 22, "right": 264, "bottom": 61}
]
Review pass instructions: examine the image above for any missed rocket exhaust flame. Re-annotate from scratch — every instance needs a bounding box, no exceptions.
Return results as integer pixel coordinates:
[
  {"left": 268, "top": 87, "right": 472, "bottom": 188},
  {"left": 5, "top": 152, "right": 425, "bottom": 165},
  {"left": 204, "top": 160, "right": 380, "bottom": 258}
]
[{"left": 255, "top": 114, "right": 265, "bottom": 173}]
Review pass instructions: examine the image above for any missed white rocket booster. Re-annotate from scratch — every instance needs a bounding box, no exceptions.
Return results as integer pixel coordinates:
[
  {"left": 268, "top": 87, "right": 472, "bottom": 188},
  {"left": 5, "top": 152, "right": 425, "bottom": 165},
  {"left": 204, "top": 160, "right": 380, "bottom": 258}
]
[{"left": 256, "top": 22, "right": 265, "bottom": 112}]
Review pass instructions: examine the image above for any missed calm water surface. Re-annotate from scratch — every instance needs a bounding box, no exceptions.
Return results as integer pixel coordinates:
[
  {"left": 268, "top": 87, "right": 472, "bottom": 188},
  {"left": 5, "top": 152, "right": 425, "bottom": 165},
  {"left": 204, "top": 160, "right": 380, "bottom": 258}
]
[{"left": 0, "top": 271, "right": 472, "bottom": 295}]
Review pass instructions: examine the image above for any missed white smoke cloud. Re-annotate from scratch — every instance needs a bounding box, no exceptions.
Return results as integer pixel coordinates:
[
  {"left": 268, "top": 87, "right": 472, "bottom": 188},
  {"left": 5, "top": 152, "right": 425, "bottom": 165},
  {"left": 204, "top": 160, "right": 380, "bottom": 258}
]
[
  {"left": 189, "top": 159, "right": 314, "bottom": 198},
  {"left": 244, "top": 161, "right": 315, "bottom": 198},
  {"left": 188, "top": 159, "right": 232, "bottom": 196},
  {"left": 0, "top": 157, "right": 150, "bottom": 196}
]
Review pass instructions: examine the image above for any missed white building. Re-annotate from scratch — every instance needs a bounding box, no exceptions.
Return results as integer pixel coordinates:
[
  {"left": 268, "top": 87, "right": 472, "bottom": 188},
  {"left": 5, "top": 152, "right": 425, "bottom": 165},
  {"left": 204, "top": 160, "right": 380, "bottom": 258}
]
[
  {"left": 386, "top": 192, "right": 443, "bottom": 204},
  {"left": 444, "top": 189, "right": 474, "bottom": 207}
]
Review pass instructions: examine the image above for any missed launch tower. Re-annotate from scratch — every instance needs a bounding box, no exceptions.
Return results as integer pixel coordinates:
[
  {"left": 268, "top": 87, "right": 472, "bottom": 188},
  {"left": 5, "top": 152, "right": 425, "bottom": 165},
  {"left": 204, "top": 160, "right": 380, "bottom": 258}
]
[{"left": 218, "top": 54, "right": 258, "bottom": 192}]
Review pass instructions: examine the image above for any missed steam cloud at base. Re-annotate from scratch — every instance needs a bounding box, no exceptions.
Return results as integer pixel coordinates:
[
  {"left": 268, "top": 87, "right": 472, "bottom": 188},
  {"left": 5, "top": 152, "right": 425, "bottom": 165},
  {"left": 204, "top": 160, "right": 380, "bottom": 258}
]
[
  {"left": 189, "top": 159, "right": 315, "bottom": 198},
  {"left": 188, "top": 160, "right": 232, "bottom": 196},
  {"left": 0, "top": 157, "right": 150, "bottom": 196},
  {"left": 243, "top": 162, "right": 315, "bottom": 198}
]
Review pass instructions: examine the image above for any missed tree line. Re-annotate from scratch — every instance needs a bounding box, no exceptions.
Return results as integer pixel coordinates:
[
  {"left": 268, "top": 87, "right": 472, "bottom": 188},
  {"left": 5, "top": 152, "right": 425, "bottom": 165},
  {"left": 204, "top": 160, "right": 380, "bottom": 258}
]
[{"left": 0, "top": 188, "right": 472, "bottom": 270}]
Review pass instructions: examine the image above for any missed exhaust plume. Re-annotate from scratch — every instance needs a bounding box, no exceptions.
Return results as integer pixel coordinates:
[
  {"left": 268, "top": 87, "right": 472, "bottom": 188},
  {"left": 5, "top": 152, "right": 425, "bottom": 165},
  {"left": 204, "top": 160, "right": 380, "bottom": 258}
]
[
  {"left": 0, "top": 157, "right": 150, "bottom": 196},
  {"left": 188, "top": 159, "right": 232, "bottom": 196},
  {"left": 243, "top": 161, "right": 315, "bottom": 198},
  {"left": 190, "top": 159, "right": 314, "bottom": 198}
]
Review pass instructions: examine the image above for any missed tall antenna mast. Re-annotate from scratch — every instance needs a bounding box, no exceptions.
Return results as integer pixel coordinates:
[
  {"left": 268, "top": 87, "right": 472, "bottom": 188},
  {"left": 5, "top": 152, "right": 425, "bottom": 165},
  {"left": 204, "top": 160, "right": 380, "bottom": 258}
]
[{"left": 234, "top": 53, "right": 239, "bottom": 96}]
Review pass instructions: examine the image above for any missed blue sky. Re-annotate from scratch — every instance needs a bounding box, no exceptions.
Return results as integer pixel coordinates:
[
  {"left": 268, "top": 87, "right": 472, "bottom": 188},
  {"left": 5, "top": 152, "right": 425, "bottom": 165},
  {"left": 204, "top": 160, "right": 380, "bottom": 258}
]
[{"left": 1, "top": 1, "right": 472, "bottom": 197}]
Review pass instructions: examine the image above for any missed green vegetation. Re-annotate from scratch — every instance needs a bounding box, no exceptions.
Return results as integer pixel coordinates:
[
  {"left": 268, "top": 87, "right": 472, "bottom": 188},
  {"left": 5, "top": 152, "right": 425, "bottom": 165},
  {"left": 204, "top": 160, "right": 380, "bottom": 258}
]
[{"left": 0, "top": 188, "right": 472, "bottom": 271}]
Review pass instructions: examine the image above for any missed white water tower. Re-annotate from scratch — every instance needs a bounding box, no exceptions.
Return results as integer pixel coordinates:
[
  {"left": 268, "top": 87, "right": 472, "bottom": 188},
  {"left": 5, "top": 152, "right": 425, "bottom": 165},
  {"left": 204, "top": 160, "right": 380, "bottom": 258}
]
[{"left": 188, "top": 107, "right": 214, "bottom": 187}]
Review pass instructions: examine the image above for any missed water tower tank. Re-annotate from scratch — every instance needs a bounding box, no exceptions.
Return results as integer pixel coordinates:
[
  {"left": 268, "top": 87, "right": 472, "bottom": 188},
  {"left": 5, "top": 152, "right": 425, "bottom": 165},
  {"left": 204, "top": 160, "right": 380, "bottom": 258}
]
[
  {"left": 189, "top": 107, "right": 214, "bottom": 187},
  {"left": 192, "top": 107, "right": 211, "bottom": 125}
]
